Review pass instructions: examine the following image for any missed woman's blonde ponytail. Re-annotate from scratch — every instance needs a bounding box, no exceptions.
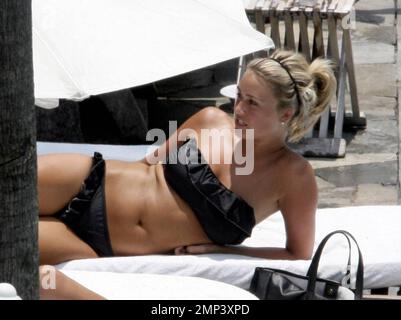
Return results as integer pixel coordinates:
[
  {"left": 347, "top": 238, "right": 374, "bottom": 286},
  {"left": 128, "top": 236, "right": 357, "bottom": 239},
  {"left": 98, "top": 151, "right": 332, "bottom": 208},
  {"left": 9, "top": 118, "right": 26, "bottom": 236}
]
[{"left": 247, "top": 50, "right": 337, "bottom": 143}]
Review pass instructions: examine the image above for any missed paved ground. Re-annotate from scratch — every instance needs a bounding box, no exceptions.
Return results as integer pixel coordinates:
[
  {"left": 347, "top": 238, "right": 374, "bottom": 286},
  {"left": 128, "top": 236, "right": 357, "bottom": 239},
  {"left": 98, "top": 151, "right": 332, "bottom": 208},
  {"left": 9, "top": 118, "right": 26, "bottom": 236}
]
[{"left": 308, "top": 0, "right": 401, "bottom": 208}]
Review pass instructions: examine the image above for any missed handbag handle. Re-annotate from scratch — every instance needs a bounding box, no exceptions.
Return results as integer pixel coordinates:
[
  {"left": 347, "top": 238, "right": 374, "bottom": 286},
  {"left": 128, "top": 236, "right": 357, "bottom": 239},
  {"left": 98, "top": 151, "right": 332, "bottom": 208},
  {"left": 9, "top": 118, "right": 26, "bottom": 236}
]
[{"left": 305, "top": 230, "right": 364, "bottom": 299}]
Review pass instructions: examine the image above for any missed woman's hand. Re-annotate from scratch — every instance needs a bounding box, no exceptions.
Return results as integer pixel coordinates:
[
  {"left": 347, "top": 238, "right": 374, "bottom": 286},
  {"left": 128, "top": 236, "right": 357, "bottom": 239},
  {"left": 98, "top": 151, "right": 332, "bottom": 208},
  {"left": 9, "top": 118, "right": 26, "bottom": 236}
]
[{"left": 174, "top": 244, "right": 224, "bottom": 255}]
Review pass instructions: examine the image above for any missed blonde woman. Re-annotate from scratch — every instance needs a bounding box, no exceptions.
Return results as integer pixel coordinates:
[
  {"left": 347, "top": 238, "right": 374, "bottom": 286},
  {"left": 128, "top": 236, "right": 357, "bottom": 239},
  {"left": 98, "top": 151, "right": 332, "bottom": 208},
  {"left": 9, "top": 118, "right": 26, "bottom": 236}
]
[{"left": 38, "top": 50, "right": 336, "bottom": 299}]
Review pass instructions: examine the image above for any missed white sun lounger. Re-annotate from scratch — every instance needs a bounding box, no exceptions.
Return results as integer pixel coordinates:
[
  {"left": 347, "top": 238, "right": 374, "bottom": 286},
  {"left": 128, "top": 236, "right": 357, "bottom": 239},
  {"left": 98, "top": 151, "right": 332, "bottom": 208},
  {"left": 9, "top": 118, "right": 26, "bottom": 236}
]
[
  {"left": 58, "top": 271, "right": 259, "bottom": 300},
  {"left": 38, "top": 142, "right": 401, "bottom": 297}
]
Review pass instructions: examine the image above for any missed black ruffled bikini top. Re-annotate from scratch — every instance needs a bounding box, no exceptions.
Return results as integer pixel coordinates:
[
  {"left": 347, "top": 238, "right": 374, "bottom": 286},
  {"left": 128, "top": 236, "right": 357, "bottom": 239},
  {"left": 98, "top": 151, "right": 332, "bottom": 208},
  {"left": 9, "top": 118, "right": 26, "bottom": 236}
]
[{"left": 162, "top": 138, "right": 256, "bottom": 245}]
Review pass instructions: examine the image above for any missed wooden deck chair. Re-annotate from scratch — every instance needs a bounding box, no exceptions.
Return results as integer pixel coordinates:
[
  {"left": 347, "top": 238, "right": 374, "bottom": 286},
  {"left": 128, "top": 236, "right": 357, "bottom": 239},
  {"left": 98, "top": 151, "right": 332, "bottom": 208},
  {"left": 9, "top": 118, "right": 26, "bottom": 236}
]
[{"left": 243, "top": 0, "right": 366, "bottom": 158}]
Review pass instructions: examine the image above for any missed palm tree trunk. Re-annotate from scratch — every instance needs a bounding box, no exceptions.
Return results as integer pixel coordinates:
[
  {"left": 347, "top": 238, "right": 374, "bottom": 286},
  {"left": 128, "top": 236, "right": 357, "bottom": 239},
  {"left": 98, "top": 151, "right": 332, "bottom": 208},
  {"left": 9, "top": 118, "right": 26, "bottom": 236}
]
[{"left": 0, "top": 0, "right": 38, "bottom": 300}]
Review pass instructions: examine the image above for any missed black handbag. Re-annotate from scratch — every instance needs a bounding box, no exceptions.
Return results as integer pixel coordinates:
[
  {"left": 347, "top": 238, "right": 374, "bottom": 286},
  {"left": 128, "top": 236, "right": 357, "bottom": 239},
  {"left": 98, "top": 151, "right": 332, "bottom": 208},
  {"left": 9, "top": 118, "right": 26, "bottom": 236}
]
[{"left": 249, "top": 230, "right": 364, "bottom": 300}]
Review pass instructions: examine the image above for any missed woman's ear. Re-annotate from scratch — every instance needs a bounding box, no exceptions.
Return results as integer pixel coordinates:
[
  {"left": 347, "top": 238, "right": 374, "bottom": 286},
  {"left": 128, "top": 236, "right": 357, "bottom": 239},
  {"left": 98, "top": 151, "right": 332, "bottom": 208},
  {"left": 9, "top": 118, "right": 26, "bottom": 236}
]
[{"left": 280, "top": 107, "right": 295, "bottom": 123}]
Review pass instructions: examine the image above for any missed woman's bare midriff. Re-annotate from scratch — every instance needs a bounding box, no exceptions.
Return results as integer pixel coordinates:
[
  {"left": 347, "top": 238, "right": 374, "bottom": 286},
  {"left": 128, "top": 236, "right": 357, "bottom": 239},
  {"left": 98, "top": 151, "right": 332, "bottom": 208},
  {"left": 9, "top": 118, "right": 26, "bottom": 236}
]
[{"left": 104, "top": 160, "right": 211, "bottom": 256}]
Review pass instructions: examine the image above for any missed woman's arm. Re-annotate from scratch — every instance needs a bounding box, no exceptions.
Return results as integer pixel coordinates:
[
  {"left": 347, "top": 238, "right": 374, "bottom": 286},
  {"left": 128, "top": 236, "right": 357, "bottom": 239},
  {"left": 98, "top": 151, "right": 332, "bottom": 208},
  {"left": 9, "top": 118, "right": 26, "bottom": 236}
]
[
  {"left": 278, "top": 160, "right": 317, "bottom": 260},
  {"left": 139, "top": 107, "right": 233, "bottom": 165}
]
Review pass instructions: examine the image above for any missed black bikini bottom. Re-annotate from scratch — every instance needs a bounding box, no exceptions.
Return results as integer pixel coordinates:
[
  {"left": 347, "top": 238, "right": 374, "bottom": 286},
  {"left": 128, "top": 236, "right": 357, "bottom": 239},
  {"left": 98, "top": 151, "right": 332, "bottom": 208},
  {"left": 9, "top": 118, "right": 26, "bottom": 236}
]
[{"left": 55, "top": 152, "right": 114, "bottom": 257}]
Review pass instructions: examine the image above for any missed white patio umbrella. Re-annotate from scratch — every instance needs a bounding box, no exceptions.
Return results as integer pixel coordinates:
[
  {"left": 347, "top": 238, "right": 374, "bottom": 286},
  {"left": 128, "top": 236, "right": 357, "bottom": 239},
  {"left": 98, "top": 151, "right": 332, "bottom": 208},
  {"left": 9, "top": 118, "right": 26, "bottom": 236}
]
[{"left": 32, "top": 0, "right": 274, "bottom": 108}]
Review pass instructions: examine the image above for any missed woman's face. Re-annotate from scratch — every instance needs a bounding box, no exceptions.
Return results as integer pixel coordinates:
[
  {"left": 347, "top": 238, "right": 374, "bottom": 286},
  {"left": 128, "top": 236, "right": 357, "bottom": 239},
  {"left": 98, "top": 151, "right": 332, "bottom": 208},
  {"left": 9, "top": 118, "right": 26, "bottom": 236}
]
[{"left": 234, "top": 70, "right": 284, "bottom": 140}]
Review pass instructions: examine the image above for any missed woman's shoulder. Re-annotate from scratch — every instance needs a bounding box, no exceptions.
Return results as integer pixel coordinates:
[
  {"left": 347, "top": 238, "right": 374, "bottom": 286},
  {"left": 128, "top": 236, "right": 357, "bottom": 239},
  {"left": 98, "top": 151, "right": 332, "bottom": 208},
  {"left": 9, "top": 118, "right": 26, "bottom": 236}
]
[
  {"left": 283, "top": 148, "right": 313, "bottom": 174},
  {"left": 253, "top": 148, "right": 315, "bottom": 203},
  {"left": 279, "top": 148, "right": 316, "bottom": 189},
  {"left": 190, "top": 107, "right": 234, "bottom": 130},
  {"left": 275, "top": 149, "right": 318, "bottom": 218}
]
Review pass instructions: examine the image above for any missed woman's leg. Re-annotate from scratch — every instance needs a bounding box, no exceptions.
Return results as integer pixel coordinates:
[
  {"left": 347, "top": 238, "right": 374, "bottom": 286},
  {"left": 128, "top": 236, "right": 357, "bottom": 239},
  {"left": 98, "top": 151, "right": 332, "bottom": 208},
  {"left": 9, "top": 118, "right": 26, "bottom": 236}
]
[
  {"left": 37, "top": 154, "right": 93, "bottom": 215},
  {"left": 39, "top": 217, "right": 98, "bottom": 265},
  {"left": 39, "top": 265, "right": 105, "bottom": 300},
  {"left": 38, "top": 154, "right": 105, "bottom": 265}
]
